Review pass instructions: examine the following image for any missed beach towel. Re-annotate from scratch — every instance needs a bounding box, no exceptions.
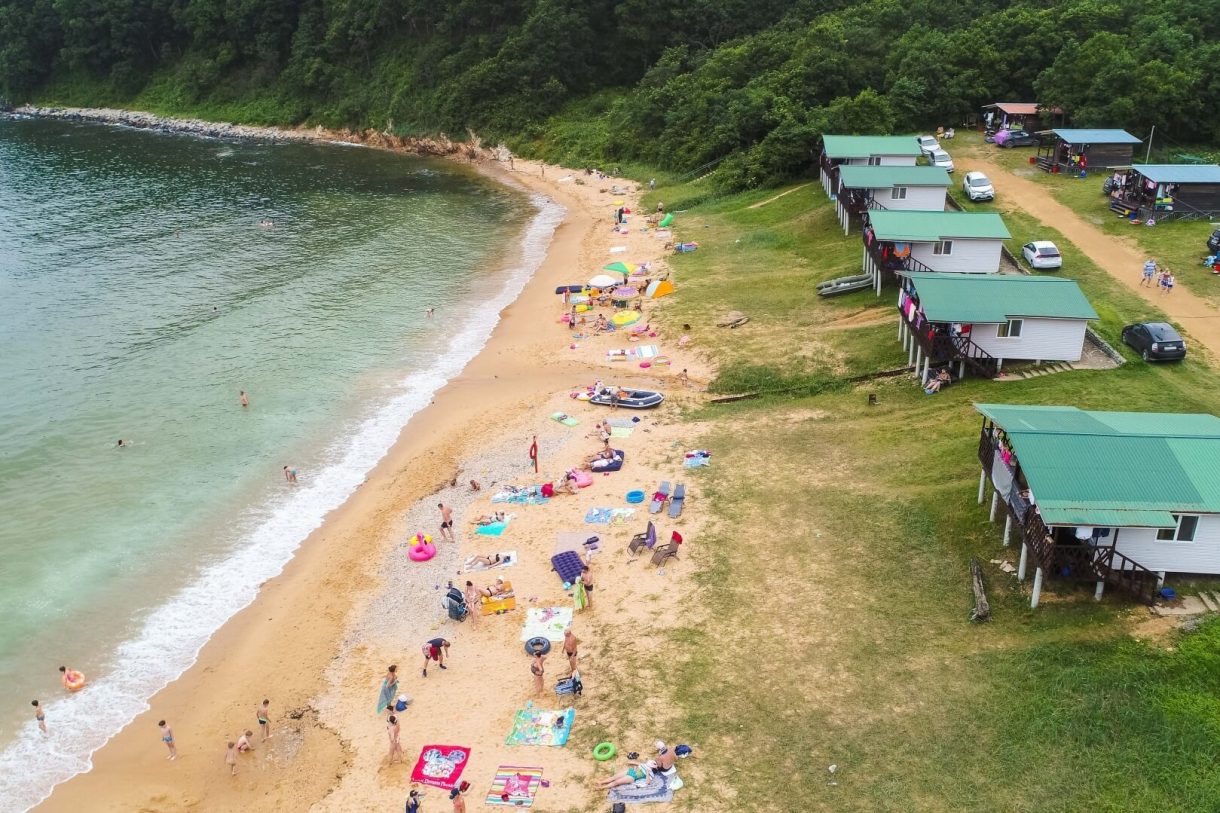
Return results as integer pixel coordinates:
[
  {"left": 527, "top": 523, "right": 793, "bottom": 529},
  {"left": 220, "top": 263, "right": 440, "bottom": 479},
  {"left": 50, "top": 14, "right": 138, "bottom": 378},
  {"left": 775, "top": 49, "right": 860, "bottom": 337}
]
[
  {"left": 465, "top": 551, "right": 516, "bottom": 571},
  {"left": 609, "top": 246, "right": 627, "bottom": 253},
  {"left": 584, "top": 507, "right": 636, "bottom": 525},
  {"left": 492, "top": 487, "right": 549, "bottom": 506},
  {"left": 375, "top": 678, "right": 398, "bottom": 715},
  {"left": 476, "top": 515, "right": 515, "bottom": 536},
  {"left": 607, "top": 418, "right": 640, "bottom": 428},
  {"left": 410, "top": 744, "right": 470, "bottom": 789},
  {"left": 505, "top": 705, "right": 575, "bottom": 747},
  {"left": 633, "top": 344, "right": 659, "bottom": 359},
  {"left": 550, "top": 412, "right": 580, "bottom": 426},
  {"left": 519, "top": 607, "right": 573, "bottom": 642},
  {"left": 573, "top": 579, "right": 589, "bottom": 611},
  {"left": 610, "top": 426, "right": 634, "bottom": 438},
  {"left": 485, "top": 766, "right": 544, "bottom": 807},
  {"left": 683, "top": 450, "right": 712, "bottom": 468},
  {"left": 607, "top": 773, "right": 674, "bottom": 805},
  {"left": 554, "top": 531, "right": 596, "bottom": 555}
]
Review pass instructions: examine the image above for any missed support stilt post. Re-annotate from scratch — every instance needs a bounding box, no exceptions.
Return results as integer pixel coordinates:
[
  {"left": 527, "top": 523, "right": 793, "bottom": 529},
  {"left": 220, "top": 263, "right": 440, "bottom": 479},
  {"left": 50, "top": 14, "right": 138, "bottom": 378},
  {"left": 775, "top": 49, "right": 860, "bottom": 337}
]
[
  {"left": 1017, "top": 542, "right": 1028, "bottom": 581},
  {"left": 978, "top": 468, "right": 987, "bottom": 504},
  {"left": 1003, "top": 513, "right": 1012, "bottom": 546},
  {"left": 1030, "top": 567, "right": 1044, "bottom": 608},
  {"left": 989, "top": 489, "right": 999, "bottom": 522},
  {"left": 1094, "top": 580, "right": 1105, "bottom": 600}
]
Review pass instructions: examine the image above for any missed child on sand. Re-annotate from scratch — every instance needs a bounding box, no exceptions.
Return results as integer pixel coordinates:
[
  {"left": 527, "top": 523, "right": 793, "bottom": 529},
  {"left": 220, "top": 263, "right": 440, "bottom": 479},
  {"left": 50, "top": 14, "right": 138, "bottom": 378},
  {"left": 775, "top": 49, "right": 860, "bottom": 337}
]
[
  {"left": 32, "top": 700, "right": 46, "bottom": 734},
  {"left": 236, "top": 730, "right": 254, "bottom": 752},
  {"left": 159, "top": 720, "right": 177, "bottom": 760},
  {"left": 226, "top": 741, "right": 238, "bottom": 775}
]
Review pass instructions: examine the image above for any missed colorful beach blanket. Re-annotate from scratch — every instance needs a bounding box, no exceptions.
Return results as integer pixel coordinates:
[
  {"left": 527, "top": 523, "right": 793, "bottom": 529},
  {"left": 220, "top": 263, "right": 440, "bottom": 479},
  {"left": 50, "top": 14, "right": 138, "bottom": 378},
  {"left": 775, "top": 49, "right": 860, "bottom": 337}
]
[
  {"left": 519, "top": 607, "right": 572, "bottom": 642},
  {"left": 683, "top": 450, "right": 712, "bottom": 468},
  {"left": 410, "top": 744, "right": 470, "bottom": 789},
  {"left": 505, "top": 705, "right": 575, "bottom": 747},
  {"left": 584, "top": 507, "right": 636, "bottom": 524},
  {"left": 465, "top": 551, "right": 517, "bottom": 571},
  {"left": 607, "top": 773, "right": 674, "bottom": 805},
  {"left": 485, "top": 766, "right": 544, "bottom": 807}
]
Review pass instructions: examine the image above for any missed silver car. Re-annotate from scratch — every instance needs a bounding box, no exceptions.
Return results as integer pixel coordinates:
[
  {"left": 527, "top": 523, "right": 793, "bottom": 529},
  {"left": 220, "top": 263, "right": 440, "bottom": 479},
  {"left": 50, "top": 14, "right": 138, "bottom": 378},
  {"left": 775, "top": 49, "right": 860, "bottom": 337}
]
[
  {"left": 963, "top": 171, "right": 994, "bottom": 201},
  {"left": 1022, "top": 240, "right": 1062, "bottom": 270}
]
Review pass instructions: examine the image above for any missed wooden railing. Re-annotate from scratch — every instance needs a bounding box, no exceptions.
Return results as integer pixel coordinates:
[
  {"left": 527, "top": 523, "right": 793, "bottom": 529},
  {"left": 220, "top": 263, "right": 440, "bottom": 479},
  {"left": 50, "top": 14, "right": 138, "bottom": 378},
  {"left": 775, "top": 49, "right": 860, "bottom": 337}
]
[
  {"left": 977, "top": 427, "right": 995, "bottom": 469},
  {"left": 1097, "top": 548, "right": 1160, "bottom": 604},
  {"left": 950, "top": 336, "right": 1000, "bottom": 378},
  {"left": 905, "top": 318, "right": 1000, "bottom": 378}
]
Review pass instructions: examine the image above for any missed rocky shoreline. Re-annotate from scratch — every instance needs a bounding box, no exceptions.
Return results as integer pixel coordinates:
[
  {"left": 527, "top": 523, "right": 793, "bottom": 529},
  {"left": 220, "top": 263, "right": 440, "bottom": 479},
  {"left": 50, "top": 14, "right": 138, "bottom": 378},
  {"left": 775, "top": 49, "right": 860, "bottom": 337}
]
[{"left": 10, "top": 105, "right": 498, "bottom": 159}]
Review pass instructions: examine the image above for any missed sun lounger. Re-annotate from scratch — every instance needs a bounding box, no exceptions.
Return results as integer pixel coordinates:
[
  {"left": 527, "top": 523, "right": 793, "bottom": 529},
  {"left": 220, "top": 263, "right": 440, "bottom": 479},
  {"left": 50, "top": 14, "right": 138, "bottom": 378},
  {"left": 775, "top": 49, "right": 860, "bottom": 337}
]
[
  {"left": 628, "top": 521, "right": 656, "bottom": 555},
  {"left": 650, "top": 541, "right": 678, "bottom": 567},
  {"left": 668, "top": 483, "right": 685, "bottom": 518},
  {"left": 649, "top": 481, "right": 670, "bottom": 514}
]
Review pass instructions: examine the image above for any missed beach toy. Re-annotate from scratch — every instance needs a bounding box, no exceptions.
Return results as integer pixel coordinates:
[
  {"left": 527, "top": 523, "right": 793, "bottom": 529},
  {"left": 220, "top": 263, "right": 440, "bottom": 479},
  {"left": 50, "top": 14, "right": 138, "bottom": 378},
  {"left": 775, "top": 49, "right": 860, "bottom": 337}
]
[
  {"left": 625, "top": 490, "right": 645, "bottom": 504},
  {"left": 639, "top": 362, "right": 651, "bottom": 369},
  {"left": 593, "top": 742, "right": 617, "bottom": 761},
  {"left": 525, "top": 636, "right": 551, "bottom": 656},
  {"left": 611, "top": 310, "right": 641, "bottom": 327},
  {"left": 61, "top": 669, "right": 86, "bottom": 692},
  {"left": 408, "top": 534, "right": 436, "bottom": 562},
  {"left": 654, "top": 356, "right": 671, "bottom": 366}
]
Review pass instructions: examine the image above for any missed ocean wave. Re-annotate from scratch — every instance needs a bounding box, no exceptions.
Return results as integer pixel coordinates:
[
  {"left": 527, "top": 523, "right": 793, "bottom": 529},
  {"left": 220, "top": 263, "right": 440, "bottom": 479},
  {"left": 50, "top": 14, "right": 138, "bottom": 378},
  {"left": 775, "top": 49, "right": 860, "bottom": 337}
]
[{"left": 0, "top": 191, "right": 565, "bottom": 813}]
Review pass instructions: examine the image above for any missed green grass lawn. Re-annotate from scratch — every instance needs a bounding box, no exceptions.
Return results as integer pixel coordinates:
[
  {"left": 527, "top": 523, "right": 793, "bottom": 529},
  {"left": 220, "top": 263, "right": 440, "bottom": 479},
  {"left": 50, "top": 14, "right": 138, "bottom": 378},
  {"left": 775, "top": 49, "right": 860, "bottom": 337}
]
[{"left": 586, "top": 174, "right": 1220, "bottom": 811}]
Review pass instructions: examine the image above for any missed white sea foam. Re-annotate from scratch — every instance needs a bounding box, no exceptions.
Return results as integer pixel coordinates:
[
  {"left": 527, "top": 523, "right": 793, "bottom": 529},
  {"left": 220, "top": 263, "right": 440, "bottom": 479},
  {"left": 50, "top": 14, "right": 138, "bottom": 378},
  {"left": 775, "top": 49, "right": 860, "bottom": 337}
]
[{"left": 0, "top": 191, "right": 565, "bottom": 813}]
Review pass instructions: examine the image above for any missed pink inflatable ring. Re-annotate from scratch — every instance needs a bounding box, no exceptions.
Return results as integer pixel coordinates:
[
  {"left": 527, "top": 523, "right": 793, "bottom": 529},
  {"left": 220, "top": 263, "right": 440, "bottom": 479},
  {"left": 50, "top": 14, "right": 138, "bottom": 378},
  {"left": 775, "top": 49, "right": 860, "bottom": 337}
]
[{"left": 408, "top": 533, "right": 436, "bottom": 562}]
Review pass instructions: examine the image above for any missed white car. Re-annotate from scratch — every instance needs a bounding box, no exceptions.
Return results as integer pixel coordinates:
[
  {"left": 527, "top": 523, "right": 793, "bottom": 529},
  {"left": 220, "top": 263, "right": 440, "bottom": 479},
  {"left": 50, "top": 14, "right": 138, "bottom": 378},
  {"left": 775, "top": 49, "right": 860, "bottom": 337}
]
[
  {"left": 928, "top": 148, "right": 954, "bottom": 172},
  {"left": 963, "top": 171, "right": 994, "bottom": 201},
  {"left": 1022, "top": 240, "right": 1062, "bottom": 270},
  {"left": 917, "top": 135, "right": 940, "bottom": 156}
]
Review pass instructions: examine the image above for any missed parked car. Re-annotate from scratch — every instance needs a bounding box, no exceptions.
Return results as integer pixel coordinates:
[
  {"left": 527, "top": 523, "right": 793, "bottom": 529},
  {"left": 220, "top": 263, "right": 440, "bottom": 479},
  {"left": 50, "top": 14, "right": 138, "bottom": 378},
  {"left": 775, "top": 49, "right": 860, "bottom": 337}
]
[
  {"left": 963, "top": 171, "right": 995, "bottom": 202},
  {"left": 928, "top": 148, "right": 954, "bottom": 172},
  {"left": 994, "top": 129, "right": 1040, "bottom": 148},
  {"left": 1022, "top": 240, "right": 1062, "bottom": 270},
  {"left": 1121, "top": 322, "right": 1187, "bottom": 362},
  {"left": 917, "top": 135, "right": 940, "bottom": 156},
  {"left": 1207, "top": 227, "right": 1220, "bottom": 254}
]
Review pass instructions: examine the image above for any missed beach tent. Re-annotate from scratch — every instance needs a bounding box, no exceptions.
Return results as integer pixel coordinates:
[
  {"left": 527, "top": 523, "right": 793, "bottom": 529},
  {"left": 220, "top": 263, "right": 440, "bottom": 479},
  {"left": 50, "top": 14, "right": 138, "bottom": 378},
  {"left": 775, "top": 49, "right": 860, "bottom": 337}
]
[{"left": 645, "top": 279, "right": 674, "bottom": 299}]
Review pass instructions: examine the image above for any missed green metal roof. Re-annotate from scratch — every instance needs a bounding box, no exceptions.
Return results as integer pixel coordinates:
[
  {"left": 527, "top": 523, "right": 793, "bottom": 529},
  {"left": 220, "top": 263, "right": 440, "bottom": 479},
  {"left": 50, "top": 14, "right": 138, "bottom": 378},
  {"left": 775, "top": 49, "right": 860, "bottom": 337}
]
[
  {"left": 974, "top": 404, "right": 1220, "bottom": 527},
  {"left": 822, "top": 135, "right": 923, "bottom": 159},
  {"left": 1051, "top": 128, "right": 1142, "bottom": 145},
  {"left": 906, "top": 273, "right": 1097, "bottom": 322},
  {"left": 868, "top": 210, "right": 1011, "bottom": 242},
  {"left": 1132, "top": 164, "right": 1220, "bottom": 184},
  {"left": 837, "top": 166, "right": 951, "bottom": 189}
]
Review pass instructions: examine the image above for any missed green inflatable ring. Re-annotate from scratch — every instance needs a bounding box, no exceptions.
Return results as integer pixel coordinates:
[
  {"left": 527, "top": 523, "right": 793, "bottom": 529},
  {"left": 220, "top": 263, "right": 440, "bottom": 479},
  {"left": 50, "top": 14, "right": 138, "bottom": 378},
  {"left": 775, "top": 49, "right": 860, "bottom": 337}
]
[{"left": 593, "top": 741, "right": 617, "bottom": 761}]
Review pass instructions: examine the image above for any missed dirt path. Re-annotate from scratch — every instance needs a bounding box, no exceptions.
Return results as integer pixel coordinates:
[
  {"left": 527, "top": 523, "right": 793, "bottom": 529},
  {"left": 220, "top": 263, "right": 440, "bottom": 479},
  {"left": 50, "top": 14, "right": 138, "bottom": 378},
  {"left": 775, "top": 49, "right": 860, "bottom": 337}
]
[
  {"left": 960, "top": 150, "right": 1220, "bottom": 361},
  {"left": 747, "top": 182, "right": 811, "bottom": 208}
]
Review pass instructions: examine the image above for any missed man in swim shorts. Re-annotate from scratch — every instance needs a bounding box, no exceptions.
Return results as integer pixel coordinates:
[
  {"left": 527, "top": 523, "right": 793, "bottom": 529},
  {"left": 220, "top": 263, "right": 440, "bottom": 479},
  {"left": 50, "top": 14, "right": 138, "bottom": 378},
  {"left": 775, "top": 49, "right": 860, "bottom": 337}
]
[
  {"left": 438, "top": 503, "right": 455, "bottom": 542},
  {"left": 257, "top": 698, "right": 271, "bottom": 740},
  {"left": 422, "top": 638, "right": 450, "bottom": 677}
]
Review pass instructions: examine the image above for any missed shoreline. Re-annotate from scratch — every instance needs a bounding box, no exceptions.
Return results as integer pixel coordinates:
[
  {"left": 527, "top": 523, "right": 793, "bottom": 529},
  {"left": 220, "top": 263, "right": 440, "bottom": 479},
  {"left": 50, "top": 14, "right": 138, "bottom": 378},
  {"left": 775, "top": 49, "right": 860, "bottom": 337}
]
[{"left": 29, "top": 109, "right": 701, "bottom": 811}]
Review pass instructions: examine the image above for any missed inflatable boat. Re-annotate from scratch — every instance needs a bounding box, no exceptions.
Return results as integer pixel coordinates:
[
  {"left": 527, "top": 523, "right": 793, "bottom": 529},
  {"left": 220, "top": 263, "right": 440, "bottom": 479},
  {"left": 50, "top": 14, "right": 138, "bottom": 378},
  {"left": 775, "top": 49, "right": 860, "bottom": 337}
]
[
  {"left": 817, "top": 274, "right": 873, "bottom": 297},
  {"left": 589, "top": 387, "right": 664, "bottom": 409}
]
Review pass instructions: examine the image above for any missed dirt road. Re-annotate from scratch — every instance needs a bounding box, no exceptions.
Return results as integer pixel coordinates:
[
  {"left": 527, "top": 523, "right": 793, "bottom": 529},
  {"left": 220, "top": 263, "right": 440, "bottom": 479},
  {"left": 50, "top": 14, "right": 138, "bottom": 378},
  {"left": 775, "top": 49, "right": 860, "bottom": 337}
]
[{"left": 960, "top": 149, "right": 1220, "bottom": 361}]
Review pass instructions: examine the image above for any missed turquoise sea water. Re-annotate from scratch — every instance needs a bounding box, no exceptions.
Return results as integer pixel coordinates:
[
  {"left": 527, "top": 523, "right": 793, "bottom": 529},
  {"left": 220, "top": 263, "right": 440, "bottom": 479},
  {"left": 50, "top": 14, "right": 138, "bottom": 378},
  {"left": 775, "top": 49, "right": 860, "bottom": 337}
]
[{"left": 0, "top": 117, "right": 561, "bottom": 810}]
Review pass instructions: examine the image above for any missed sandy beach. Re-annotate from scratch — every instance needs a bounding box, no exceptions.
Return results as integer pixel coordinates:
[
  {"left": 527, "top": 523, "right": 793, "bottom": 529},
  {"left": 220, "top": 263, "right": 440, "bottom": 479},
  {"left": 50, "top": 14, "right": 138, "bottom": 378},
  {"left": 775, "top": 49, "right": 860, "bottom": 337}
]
[{"left": 35, "top": 144, "right": 712, "bottom": 811}]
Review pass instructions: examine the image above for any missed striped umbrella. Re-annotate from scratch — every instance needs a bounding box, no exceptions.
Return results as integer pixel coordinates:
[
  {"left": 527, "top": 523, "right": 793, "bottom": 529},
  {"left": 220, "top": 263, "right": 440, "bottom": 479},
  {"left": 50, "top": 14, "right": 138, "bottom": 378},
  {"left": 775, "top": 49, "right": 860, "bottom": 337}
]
[{"left": 603, "top": 262, "right": 638, "bottom": 276}]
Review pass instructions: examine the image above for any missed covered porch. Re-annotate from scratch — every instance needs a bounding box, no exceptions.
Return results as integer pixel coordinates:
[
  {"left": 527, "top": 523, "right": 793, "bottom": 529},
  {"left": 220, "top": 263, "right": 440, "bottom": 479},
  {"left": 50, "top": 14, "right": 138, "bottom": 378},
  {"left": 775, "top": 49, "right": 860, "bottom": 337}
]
[
  {"left": 897, "top": 275, "right": 1000, "bottom": 385},
  {"left": 1107, "top": 163, "right": 1220, "bottom": 221},
  {"left": 1036, "top": 129, "right": 1142, "bottom": 174}
]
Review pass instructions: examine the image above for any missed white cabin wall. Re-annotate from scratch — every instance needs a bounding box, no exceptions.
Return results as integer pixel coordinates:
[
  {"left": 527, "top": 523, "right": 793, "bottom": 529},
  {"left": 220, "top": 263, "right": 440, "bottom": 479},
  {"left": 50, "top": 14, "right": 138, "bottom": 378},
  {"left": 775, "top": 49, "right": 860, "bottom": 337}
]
[{"left": 969, "top": 318, "right": 1088, "bottom": 362}]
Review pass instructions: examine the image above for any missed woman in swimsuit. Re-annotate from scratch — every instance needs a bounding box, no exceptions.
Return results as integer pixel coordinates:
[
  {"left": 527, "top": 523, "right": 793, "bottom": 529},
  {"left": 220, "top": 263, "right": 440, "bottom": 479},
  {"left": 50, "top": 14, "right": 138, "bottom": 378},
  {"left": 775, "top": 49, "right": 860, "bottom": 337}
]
[
  {"left": 596, "top": 760, "right": 654, "bottom": 788},
  {"left": 257, "top": 699, "right": 271, "bottom": 741},
  {"left": 32, "top": 700, "right": 46, "bottom": 734},
  {"left": 387, "top": 715, "right": 404, "bottom": 764},
  {"left": 530, "top": 652, "right": 546, "bottom": 695}
]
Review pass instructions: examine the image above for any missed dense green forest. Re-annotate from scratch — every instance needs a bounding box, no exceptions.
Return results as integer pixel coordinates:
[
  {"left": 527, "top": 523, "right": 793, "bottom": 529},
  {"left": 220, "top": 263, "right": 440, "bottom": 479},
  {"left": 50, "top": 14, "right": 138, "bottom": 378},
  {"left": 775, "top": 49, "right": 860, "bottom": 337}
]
[{"left": 1, "top": 0, "right": 1218, "bottom": 186}]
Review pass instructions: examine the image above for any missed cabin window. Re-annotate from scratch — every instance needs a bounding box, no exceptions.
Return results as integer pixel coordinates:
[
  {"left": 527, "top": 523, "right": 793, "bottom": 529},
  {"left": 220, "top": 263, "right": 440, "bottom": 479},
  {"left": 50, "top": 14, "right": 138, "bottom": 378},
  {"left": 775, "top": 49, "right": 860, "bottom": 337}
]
[
  {"left": 933, "top": 240, "right": 953, "bottom": 255},
  {"left": 867, "top": 156, "right": 882, "bottom": 166},
  {"left": 1157, "top": 514, "right": 1199, "bottom": 543},
  {"left": 996, "top": 319, "right": 1023, "bottom": 338},
  {"left": 890, "top": 186, "right": 908, "bottom": 200}
]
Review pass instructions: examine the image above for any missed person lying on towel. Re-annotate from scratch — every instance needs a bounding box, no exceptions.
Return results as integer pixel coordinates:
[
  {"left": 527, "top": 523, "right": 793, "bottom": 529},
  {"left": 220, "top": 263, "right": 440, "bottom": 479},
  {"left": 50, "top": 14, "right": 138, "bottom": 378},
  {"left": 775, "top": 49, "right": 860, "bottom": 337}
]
[
  {"left": 478, "top": 578, "right": 511, "bottom": 598},
  {"left": 585, "top": 449, "right": 622, "bottom": 471}
]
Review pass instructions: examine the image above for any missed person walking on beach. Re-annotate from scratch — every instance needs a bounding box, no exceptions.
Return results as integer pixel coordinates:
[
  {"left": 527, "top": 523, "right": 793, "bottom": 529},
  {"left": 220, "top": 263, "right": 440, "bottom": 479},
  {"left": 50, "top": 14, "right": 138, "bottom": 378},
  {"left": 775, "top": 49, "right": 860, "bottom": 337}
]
[
  {"left": 421, "top": 638, "right": 450, "bottom": 677},
  {"left": 580, "top": 565, "right": 595, "bottom": 609},
  {"left": 387, "top": 715, "right": 404, "bottom": 764},
  {"left": 450, "top": 787, "right": 467, "bottom": 812},
  {"left": 257, "top": 699, "right": 272, "bottom": 740},
  {"left": 530, "top": 651, "right": 546, "bottom": 695},
  {"left": 225, "top": 741, "right": 238, "bottom": 776},
  {"left": 438, "top": 503, "right": 455, "bottom": 542},
  {"left": 239, "top": 390, "right": 249, "bottom": 407},
  {"left": 32, "top": 700, "right": 47, "bottom": 734},
  {"left": 159, "top": 720, "right": 177, "bottom": 760},
  {"left": 1141, "top": 258, "right": 1157, "bottom": 287},
  {"left": 1163, "top": 272, "right": 1175, "bottom": 295},
  {"left": 562, "top": 628, "right": 581, "bottom": 673},
  {"left": 283, "top": 465, "right": 298, "bottom": 483}
]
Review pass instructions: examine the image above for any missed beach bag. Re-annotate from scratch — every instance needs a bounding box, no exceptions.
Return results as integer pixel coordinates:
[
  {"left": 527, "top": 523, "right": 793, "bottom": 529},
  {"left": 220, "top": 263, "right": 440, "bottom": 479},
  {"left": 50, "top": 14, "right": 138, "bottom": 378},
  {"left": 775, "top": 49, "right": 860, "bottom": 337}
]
[{"left": 541, "top": 482, "right": 555, "bottom": 498}]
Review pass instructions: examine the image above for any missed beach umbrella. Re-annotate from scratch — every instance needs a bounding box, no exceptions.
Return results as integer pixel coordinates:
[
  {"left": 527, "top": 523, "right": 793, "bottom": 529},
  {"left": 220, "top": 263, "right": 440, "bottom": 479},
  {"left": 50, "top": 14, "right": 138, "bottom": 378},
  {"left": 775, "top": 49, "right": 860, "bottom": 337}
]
[
  {"left": 612, "top": 310, "right": 642, "bottom": 327},
  {"left": 603, "top": 262, "right": 637, "bottom": 276},
  {"left": 612, "top": 286, "right": 639, "bottom": 298},
  {"left": 587, "top": 273, "right": 618, "bottom": 289}
]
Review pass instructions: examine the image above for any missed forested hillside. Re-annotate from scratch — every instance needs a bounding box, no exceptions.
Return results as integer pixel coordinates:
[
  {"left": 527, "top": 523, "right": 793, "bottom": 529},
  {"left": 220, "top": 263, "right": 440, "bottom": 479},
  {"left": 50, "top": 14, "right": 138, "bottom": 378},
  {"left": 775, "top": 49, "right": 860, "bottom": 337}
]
[{"left": 2, "top": 0, "right": 1218, "bottom": 186}]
